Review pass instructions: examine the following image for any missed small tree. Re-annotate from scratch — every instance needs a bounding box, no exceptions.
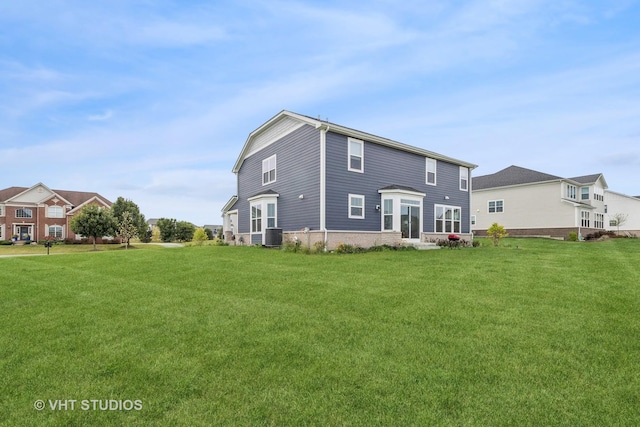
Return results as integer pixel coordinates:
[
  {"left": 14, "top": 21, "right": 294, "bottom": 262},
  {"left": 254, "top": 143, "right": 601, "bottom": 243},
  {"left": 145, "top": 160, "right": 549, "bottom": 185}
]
[
  {"left": 110, "top": 197, "right": 147, "bottom": 239},
  {"left": 487, "top": 222, "right": 508, "bottom": 247},
  {"left": 175, "top": 221, "right": 196, "bottom": 242},
  {"left": 156, "top": 218, "right": 177, "bottom": 242},
  {"left": 118, "top": 211, "right": 137, "bottom": 249},
  {"left": 611, "top": 213, "right": 628, "bottom": 235},
  {"left": 70, "top": 205, "right": 117, "bottom": 250},
  {"left": 192, "top": 228, "right": 208, "bottom": 246},
  {"left": 151, "top": 225, "right": 161, "bottom": 243}
]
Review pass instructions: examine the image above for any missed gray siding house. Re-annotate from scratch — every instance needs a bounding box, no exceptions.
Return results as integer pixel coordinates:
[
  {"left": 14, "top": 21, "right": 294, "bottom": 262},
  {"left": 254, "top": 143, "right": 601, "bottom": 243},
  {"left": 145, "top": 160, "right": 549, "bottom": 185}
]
[{"left": 222, "top": 111, "right": 477, "bottom": 249}]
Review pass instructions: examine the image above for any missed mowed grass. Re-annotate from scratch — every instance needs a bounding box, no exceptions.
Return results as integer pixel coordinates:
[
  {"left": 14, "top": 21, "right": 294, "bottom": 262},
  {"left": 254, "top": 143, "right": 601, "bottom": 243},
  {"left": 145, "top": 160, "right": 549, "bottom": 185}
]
[{"left": 1, "top": 239, "right": 639, "bottom": 426}]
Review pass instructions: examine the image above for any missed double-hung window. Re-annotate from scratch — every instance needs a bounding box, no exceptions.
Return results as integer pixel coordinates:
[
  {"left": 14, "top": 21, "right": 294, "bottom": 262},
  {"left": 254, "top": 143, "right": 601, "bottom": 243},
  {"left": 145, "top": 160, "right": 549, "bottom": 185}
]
[
  {"left": 383, "top": 199, "right": 393, "bottom": 230},
  {"left": 48, "top": 205, "right": 64, "bottom": 218},
  {"left": 348, "top": 138, "right": 364, "bottom": 172},
  {"left": 251, "top": 204, "right": 262, "bottom": 233},
  {"left": 581, "top": 211, "right": 590, "bottom": 227},
  {"left": 581, "top": 187, "right": 589, "bottom": 200},
  {"left": 488, "top": 200, "right": 504, "bottom": 213},
  {"left": 262, "top": 155, "right": 276, "bottom": 185},
  {"left": 48, "top": 225, "right": 63, "bottom": 238},
  {"left": 266, "top": 202, "right": 276, "bottom": 228},
  {"left": 349, "top": 194, "right": 365, "bottom": 219},
  {"left": 459, "top": 167, "right": 469, "bottom": 191},
  {"left": 426, "top": 158, "right": 436, "bottom": 185},
  {"left": 567, "top": 184, "right": 577, "bottom": 200}
]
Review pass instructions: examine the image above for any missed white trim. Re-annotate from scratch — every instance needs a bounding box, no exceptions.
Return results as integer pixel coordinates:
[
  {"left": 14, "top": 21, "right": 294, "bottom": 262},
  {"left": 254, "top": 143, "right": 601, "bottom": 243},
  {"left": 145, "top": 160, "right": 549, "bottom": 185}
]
[
  {"left": 248, "top": 194, "right": 279, "bottom": 243},
  {"left": 262, "top": 154, "right": 277, "bottom": 186},
  {"left": 348, "top": 194, "right": 365, "bottom": 219},
  {"left": 347, "top": 137, "right": 364, "bottom": 173},
  {"left": 378, "top": 190, "right": 424, "bottom": 237},
  {"left": 488, "top": 199, "right": 504, "bottom": 213},
  {"left": 459, "top": 166, "right": 469, "bottom": 192},
  {"left": 319, "top": 124, "right": 328, "bottom": 232},
  {"left": 426, "top": 157, "right": 437, "bottom": 186},
  {"left": 434, "top": 204, "right": 462, "bottom": 234},
  {"left": 232, "top": 111, "right": 477, "bottom": 174}
]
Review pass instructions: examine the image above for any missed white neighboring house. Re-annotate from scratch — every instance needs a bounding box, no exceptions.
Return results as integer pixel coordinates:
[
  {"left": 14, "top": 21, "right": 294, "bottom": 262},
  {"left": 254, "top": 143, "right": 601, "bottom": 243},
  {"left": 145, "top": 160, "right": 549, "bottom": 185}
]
[
  {"left": 604, "top": 190, "right": 640, "bottom": 236},
  {"left": 472, "top": 165, "right": 639, "bottom": 239}
]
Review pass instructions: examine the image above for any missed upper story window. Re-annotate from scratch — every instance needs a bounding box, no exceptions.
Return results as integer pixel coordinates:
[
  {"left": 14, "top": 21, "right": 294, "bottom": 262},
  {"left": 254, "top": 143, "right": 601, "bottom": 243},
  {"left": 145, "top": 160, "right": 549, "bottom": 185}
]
[
  {"left": 349, "top": 194, "right": 365, "bottom": 219},
  {"left": 16, "top": 208, "right": 33, "bottom": 218},
  {"left": 581, "top": 187, "right": 589, "bottom": 200},
  {"left": 48, "top": 205, "right": 64, "bottom": 218},
  {"left": 488, "top": 200, "right": 504, "bottom": 213},
  {"left": 594, "top": 188, "right": 604, "bottom": 201},
  {"left": 567, "top": 184, "right": 577, "bottom": 199},
  {"left": 348, "top": 138, "right": 364, "bottom": 173},
  {"left": 0, "top": 204, "right": 3, "bottom": 216},
  {"left": 459, "top": 167, "right": 469, "bottom": 191},
  {"left": 262, "top": 155, "right": 276, "bottom": 185},
  {"left": 426, "top": 158, "right": 437, "bottom": 185}
]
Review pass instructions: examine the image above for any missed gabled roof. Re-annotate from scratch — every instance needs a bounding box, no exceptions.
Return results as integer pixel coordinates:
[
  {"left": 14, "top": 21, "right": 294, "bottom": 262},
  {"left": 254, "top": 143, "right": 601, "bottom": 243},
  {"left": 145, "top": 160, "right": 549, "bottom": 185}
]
[
  {"left": 473, "top": 166, "right": 563, "bottom": 190},
  {"left": 569, "top": 173, "right": 608, "bottom": 189},
  {"left": 0, "top": 184, "right": 111, "bottom": 207},
  {"left": 232, "top": 110, "right": 477, "bottom": 173},
  {"left": 473, "top": 166, "right": 609, "bottom": 191}
]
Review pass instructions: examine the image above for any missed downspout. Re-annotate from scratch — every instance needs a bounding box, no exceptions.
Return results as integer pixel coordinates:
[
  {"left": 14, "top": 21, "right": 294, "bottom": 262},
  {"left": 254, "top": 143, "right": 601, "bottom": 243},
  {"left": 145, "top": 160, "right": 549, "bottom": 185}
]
[{"left": 318, "top": 123, "right": 329, "bottom": 248}]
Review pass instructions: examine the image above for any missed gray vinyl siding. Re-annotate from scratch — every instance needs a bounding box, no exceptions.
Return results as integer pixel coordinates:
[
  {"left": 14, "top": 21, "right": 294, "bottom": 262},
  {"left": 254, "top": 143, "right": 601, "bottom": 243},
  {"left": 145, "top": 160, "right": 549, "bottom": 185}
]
[
  {"left": 325, "top": 131, "right": 471, "bottom": 233},
  {"left": 236, "top": 124, "right": 321, "bottom": 234}
]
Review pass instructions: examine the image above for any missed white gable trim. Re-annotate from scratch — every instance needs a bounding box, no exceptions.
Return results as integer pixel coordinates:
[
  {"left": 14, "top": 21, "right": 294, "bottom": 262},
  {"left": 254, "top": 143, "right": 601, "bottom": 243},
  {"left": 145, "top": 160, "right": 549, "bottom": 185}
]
[{"left": 67, "top": 196, "right": 111, "bottom": 215}]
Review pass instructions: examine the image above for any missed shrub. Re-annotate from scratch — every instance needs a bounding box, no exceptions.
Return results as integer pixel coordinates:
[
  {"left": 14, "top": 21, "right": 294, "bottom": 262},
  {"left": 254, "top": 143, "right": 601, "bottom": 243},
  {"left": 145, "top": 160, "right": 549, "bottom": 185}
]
[
  {"left": 487, "top": 223, "right": 508, "bottom": 247},
  {"left": 0, "top": 240, "right": 13, "bottom": 246},
  {"left": 282, "top": 238, "right": 304, "bottom": 253},
  {"left": 312, "top": 241, "right": 327, "bottom": 254},
  {"left": 334, "top": 242, "right": 365, "bottom": 254},
  {"left": 568, "top": 232, "right": 578, "bottom": 241}
]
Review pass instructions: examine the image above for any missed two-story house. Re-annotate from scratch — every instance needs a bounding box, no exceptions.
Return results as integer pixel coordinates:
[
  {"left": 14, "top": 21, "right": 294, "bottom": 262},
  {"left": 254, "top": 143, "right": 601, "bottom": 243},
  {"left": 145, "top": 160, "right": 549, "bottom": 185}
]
[
  {"left": 222, "top": 110, "right": 477, "bottom": 249},
  {"left": 0, "top": 183, "right": 112, "bottom": 242},
  {"left": 471, "top": 165, "right": 636, "bottom": 238}
]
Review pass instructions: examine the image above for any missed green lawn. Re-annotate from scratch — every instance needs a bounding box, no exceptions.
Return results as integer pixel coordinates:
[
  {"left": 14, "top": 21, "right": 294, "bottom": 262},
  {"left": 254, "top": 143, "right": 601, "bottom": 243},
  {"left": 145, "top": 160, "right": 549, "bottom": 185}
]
[{"left": 1, "top": 239, "right": 639, "bottom": 426}]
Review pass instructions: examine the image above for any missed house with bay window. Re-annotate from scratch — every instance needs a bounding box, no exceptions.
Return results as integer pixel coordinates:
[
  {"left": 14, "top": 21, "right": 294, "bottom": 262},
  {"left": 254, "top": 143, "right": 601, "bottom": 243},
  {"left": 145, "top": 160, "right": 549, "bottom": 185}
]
[
  {"left": 0, "top": 183, "right": 112, "bottom": 242},
  {"left": 222, "top": 110, "right": 477, "bottom": 249},
  {"left": 471, "top": 165, "right": 640, "bottom": 238}
]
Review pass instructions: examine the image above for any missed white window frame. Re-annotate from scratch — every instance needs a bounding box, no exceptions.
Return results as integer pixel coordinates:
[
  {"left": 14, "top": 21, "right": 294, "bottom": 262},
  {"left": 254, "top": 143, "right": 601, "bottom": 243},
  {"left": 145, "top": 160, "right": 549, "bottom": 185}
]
[
  {"left": 266, "top": 202, "right": 277, "bottom": 229},
  {"left": 262, "top": 155, "right": 276, "bottom": 185},
  {"left": 248, "top": 193, "right": 279, "bottom": 242},
  {"left": 348, "top": 194, "right": 365, "bottom": 219},
  {"left": 48, "top": 225, "right": 63, "bottom": 238},
  {"left": 348, "top": 138, "right": 364, "bottom": 173},
  {"left": 488, "top": 200, "right": 504, "bottom": 213},
  {"left": 581, "top": 210, "right": 590, "bottom": 227},
  {"left": 426, "top": 158, "right": 437, "bottom": 185},
  {"left": 567, "top": 184, "right": 577, "bottom": 200},
  {"left": 48, "top": 205, "right": 64, "bottom": 218},
  {"left": 383, "top": 199, "right": 393, "bottom": 230},
  {"left": 16, "top": 208, "right": 33, "bottom": 218},
  {"left": 581, "top": 187, "right": 589, "bottom": 200},
  {"left": 435, "top": 205, "right": 462, "bottom": 234},
  {"left": 459, "top": 166, "right": 469, "bottom": 191},
  {"left": 378, "top": 188, "right": 425, "bottom": 234},
  {"left": 251, "top": 203, "right": 262, "bottom": 233}
]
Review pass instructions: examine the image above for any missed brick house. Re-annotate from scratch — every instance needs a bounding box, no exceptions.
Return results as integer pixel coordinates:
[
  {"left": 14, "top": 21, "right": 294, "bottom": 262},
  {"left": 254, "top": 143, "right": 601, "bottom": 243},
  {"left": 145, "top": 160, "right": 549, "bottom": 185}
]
[{"left": 0, "top": 183, "right": 112, "bottom": 243}]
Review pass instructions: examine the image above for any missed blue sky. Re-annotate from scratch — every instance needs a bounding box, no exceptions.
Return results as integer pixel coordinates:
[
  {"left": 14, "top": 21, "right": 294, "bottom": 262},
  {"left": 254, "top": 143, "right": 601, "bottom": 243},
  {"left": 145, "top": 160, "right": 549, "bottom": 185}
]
[{"left": 1, "top": 0, "right": 639, "bottom": 225}]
